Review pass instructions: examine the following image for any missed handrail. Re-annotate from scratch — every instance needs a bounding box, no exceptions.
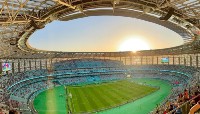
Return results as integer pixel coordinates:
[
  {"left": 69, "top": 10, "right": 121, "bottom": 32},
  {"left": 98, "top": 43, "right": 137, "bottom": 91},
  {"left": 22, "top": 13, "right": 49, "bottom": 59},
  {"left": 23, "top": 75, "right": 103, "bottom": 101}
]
[{"left": 167, "top": 94, "right": 200, "bottom": 114}]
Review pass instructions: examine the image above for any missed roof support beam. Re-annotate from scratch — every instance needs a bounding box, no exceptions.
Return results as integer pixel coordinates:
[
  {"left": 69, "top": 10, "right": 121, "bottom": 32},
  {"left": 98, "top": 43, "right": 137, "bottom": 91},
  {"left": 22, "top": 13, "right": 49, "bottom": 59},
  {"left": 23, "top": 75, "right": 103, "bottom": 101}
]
[
  {"left": 53, "top": 0, "right": 76, "bottom": 9},
  {"left": 76, "top": 5, "right": 86, "bottom": 16},
  {"left": 112, "top": 0, "right": 120, "bottom": 13}
]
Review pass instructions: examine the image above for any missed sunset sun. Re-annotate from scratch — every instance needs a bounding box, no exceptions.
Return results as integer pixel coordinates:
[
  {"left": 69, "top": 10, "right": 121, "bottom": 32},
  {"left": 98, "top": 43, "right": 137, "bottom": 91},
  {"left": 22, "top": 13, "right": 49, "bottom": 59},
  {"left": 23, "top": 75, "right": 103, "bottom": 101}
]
[{"left": 119, "top": 37, "right": 150, "bottom": 52}]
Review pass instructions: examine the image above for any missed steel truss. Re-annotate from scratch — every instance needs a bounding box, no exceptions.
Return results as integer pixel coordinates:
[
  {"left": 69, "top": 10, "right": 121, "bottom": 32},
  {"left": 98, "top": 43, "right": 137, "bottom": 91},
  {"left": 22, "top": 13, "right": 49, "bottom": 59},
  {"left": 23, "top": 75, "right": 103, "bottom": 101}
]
[{"left": 0, "top": 0, "right": 199, "bottom": 59}]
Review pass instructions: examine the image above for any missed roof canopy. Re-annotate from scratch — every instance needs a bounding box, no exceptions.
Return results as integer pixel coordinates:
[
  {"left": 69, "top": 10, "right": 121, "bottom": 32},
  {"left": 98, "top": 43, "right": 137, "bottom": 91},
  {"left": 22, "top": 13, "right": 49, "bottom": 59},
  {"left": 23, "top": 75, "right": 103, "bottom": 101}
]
[{"left": 0, "top": 0, "right": 200, "bottom": 59}]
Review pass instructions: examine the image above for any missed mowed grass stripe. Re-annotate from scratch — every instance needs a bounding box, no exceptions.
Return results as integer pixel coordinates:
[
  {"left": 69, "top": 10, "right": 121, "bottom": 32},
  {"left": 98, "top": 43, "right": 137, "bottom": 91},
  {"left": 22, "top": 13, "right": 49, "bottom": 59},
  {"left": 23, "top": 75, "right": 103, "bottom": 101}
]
[
  {"left": 91, "top": 87, "right": 110, "bottom": 107},
  {"left": 98, "top": 84, "right": 123, "bottom": 104},
  {"left": 95, "top": 84, "right": 119, "bottom": 105},
  {"left": 77, "top": 87, "right": 95, "bottom": 112},
  {"left": 112, "top": 83, "right": 147, "bottom": 97},
  {"left": 102, "top": 82, "right": 141, "bottom": 103},
  {"left": 81, "top": 87, "right": 99, "bottom": 112},
  {"left": 105, "top": 82, "right": 145, "bottom": 102},
  {"left": 67, "top": 88, "right": 79, "bottom": 113},
  {"left": 86, "top": 87, "right": 107, "bottom": 108},
  {"left": 103, "top": 84, "right": 131, "bottom": 103},
  {"left": 93, "top": 84, "right": 127, "bottom": 109},
  {"left": 105, "top": 81, "right": 143, "bottom": 100},
  {"left": 93, "top": 86, "right": 114, "bottom": 106},
  {"left": 113, "top": 81, "right": 157, "bottom": 98},
  {"left": 85, "top": 86, "right": 115, "bottom": 110},
  {"left": 67, "top": 80, "right": 158, "bottom": 114},
  {"left": 73, "top": 88, "right": 85, "bottom": 113},
  {"left": 100, "top": 85, "right": 122, "bottom": 104},
  {"left": 72, "top": 88, "right": 87, "bottom": 113}
]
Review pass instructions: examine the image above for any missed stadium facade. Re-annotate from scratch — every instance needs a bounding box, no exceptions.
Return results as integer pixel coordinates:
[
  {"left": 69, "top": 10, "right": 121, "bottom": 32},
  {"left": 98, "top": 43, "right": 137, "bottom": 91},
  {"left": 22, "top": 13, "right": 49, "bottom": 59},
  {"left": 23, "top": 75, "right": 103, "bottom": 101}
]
[{"left": 0, "top": 0, "right": 200, "bottom": 114}]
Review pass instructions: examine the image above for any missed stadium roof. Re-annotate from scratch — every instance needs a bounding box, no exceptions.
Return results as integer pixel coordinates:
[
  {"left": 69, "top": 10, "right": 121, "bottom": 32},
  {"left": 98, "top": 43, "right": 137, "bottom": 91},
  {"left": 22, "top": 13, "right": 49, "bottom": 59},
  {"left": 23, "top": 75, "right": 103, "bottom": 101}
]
[{"left": 0, "top": 0, "right": 200, "bottom": 59}]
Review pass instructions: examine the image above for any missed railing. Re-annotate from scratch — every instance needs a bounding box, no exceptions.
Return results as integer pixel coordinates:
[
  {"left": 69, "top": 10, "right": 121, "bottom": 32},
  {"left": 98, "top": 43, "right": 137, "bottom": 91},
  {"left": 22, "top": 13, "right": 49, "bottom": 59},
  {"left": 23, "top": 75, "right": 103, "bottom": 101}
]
[{"left": 167, "top": 94, "right": 200, "bottom": 114}]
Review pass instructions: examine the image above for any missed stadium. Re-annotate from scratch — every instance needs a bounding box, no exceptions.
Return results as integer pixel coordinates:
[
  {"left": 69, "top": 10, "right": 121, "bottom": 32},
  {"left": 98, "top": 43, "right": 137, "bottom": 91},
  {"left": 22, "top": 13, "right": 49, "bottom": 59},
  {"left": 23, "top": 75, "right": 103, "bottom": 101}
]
[{"left": 0, "top": 0, "right": 200, "bottom": 114}]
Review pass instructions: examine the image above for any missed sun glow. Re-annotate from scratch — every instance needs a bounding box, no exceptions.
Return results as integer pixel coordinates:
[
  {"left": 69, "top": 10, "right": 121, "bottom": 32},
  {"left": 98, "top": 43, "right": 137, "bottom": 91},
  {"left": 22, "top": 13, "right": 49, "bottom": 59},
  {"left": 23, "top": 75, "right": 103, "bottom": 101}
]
[{"left": 119, "top": 37, "right": 150, "bottom": 52}]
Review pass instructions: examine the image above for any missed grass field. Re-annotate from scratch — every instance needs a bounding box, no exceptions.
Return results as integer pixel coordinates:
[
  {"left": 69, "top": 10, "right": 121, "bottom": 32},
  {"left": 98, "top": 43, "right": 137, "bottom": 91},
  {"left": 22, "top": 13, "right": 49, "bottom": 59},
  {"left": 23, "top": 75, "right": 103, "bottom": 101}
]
[
  {"left": 34, "top": 78, "right": 172, "bottom": 114},
  {"left": 34, "top": 86, "right": 67, "bottom": 114},
  {"left": 66, "top": 80, "right": 158, "bottom": 114}
]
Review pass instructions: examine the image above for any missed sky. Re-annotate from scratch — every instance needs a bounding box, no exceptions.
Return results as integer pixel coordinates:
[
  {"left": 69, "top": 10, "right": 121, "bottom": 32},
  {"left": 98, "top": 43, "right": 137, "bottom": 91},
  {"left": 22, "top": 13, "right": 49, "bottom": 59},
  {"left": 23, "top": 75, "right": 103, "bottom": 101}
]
[{"left": 28, "top": 16, "right": 183, "bottom": 52}]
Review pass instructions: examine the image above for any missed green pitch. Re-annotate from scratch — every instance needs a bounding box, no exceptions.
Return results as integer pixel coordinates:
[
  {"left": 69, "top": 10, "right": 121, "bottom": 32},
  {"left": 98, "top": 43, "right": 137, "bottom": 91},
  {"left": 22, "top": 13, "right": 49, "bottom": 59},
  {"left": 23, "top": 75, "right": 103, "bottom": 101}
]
[
  {"left": 66, "top": 80, "right": 158, "bottom": 114},
  {"left": 34, "top": 86, "right": 67, "bottom": 114},
  {"left": 34, "top": 78, "right": 171, "bottom": 114}
]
